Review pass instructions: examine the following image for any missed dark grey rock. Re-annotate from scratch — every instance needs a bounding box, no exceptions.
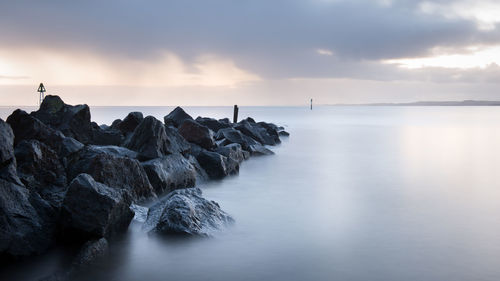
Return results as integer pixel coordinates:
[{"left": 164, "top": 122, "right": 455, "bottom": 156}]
[
  {"left": 91, "top": 122, "right": 124, "bottom": 146},
  {"left": 143, "top": 187, "right": 233, "bottom": 236},
  {"left": 164, "top": 106, "right": 193, "bottom": 127},
  {"left": 141, "top": 154, "right": 197, "bottom": 195},
  {"left": 164, "top": 126, "right": 191, "bottom": 155},
  {"left": 118, "top": 112, "right": 143, "bottom": 134},
  {"left": 0, "top": 119, "right": 21, "bottom": 185},
  {"left": 235, "top": 120, "right": 277, "bottom": 145},
  {"left": 279, "top": 130, "right": 290, "bottom": 137},
  {"left": 216, "top": 143, "right": 248, "bottom": 163},
  {"left": 257, "top": 121, "right": 282, "bottom": 144},
  {"left": 247, "top": 144, "right": 275, "bottom": 156},
  {"left": 178, "top": 120, "right": 216, "bottom": 150},
  {"left": 31, "top": 95, "right": 94, "bottom": 144},
  {"left": 0, "top": 178, "right": 54, "bottom": 258},
  {"left": 67, "top": 146, "right": 155, "bottom": 201},
  {"left": 86, "top": 145, "right": 138, "bottom": 159},
  {"left": 71, "top": 238, "right": 109, "bottom": 269},
  {"left": 195, "top": 117, "right": 231, "bottom": 133},
  {"left": 196, "top": 150, "right": 237, "bottom": 180},
  {"left": 216, "top": 127, "right": 258, "bottom": 150},
  {"left": 187, "top": 155, "right": 209, "bottom": 183},
  {"left": 15, "top": 140, "right": 67, "bottom": 207},
  {"left": 125, "top": 116, "right": 187, "bottom": 160},
  {"left": 61, "top": 174, "right": 134, "bottom": 241}
]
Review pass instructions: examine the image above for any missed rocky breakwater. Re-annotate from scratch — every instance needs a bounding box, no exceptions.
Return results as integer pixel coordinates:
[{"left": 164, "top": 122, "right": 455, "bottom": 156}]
[{"left": 0, "top": 96, "right": 289, "bottom": 265}]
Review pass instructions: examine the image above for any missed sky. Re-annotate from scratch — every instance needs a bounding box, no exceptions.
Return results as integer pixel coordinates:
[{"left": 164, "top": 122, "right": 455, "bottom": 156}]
[{"left": 1, "top": 0, "right": 500, "bottom": 105}]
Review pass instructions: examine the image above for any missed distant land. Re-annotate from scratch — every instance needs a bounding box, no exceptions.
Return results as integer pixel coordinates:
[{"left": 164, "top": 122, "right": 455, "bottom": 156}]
[{"left": 331, "top": 100, "right": 500, "bottom": 106}]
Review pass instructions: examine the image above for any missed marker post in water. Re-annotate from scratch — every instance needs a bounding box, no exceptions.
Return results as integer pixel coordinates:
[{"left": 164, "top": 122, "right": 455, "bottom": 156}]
[{"left": 233, "top": 105, "right": 239, "bottom": 123}]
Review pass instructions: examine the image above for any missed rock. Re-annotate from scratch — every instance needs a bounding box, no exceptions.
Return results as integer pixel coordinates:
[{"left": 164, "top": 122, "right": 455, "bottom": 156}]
[
  {"left": 130, "top": 204, "right": 148, "bottom": 223},
  {"left": 178, "top": 120, "right": 216, "bottom": 150},
  {"left": 118, "top": 112, "right": 143, "bottom": 134},
  {"left": 216, "top": 143, "right": 248, "bottom": 163},
  {"left": 15, "top": 140, "right": 67, "bottom": 207},
  {"left": 71, "top": 238, "right": 109, "bottom": 269},
  {"left": 141, "top": 154, "right": 197, "bottom": 195},
  {"left": 279, "top": 130, "right": 290, "bottom": 137},
  {"left": 67, "top": 146, "right": 155, "bottom": 201},
  {"left": 196, "top": 150, "right": 237, "bottom": 180},
  {"left": 187, "top": 155, "right": 209, "bottom": 183},
  {"left": 0, "top": 119, "right": 21, "bottom": 185},
  {"left": 125, "top": 116, "right": 188, "bottom": 160},
  {"left": 31, "top": 95, "right": 94, "bottom": 144},
  {"left": 143, "top": 187, "right": 233, "bottom": 236},
  {"left": 86, "top": 145, "right": 138, "bottom": 159},
  {"left": 164, "top": 106, "right": 193, "bottom": 127},
  {"left": 195, "top": 117, "right": 231, "bottom": 133},
  {"left": 235, "top": 119, "right": 277, "bottom": 145},
  {"left": 60, "top": 174, "right": 134, "bottom": 241},
  {"left": 247, "top": 144, "right": 275, "bottom": 156},
  {"left": 257, "top": 121, "right": 282, "bottom": 144},
  {"left": 91, "top": 123, "right": 124, "bottom": 146},
  {"left": 164, "top": 126, "right": 191, "bottom": 155},
  {"left": 6, "top": 109, "right": 83, "bottom": 158},
  {"left": 0, "top": 178, "right": 54, "bottom": 258},
  {"left": 219, "top": 118, "right": 231, "bottom": 124},
  {"left": 215, "top": 127, "right": 258, "bottom": 150},
  {"left": 244, "top": 117, "right": 256, "bottom": 123}
]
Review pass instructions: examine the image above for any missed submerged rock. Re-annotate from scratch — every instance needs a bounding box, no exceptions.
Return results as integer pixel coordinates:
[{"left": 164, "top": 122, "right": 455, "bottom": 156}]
[
  {"left": 71, "top": 238, "right": 109, "bottom": 270},
  {"left": 61, "top": 174, "right": 134, "bottom": 241},
  {"left": 143, "top": 187, "right": 233, "bottom": 236},
  {"left": 164, "top": 106, "right": 193, "bottom": 127},
  {"left": 141, "top": 154, "right": 197, "bottom": 195},
  {"left": 178, "top": 120, "right": 216, "bottom": 150}
]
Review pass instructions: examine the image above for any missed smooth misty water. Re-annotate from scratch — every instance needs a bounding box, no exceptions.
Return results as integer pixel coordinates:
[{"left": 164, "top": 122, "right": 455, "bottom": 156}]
[{"left": 1, "top": 106, "right": 500, "bottom": 281}]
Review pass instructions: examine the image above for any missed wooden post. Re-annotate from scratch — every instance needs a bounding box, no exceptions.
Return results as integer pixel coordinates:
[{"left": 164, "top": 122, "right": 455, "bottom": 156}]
[{"left": 233, "top": 105, "right": 239, "bottom": 123}]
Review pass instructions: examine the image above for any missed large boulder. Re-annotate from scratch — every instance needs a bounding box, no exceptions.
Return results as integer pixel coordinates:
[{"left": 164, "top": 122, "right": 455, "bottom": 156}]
[
  {"left": 195, "top": 117, "right": 231, "bottom": 133},
  {"left": 164, "top": 106, "right": 193, "bottom": 127},
  {"left": 257, "top": 121, "right": 282, "bottom": 144},
  {"left": 0, "top": 178, "right": 55, "bottom": 258},
  {"left": 178, "top": 120, "right": 216, "bottom": 150},
  {"left": 215, "top": 127, "right": 257, "bottom": 150},
  {"left": 143, "top": 187, "right": 233, "bottom": 236},
  {"left": 0, "top": 119, "right": 21, "bottom": 185},
  {"left": 6, "top": 109, "right": 83, "bottom": 158},
  {"left": 31, "top": 95, "right": 94, "bottom": 144},
  {"left": 118, "top": 112, "right": 143, "bottom": 134},
  {"left": 196, "top": 150, "right": 238, "bottom": 180},
  {"left": 67, "top": 146, "right": 155, "bottom": 201},
  {"left": 235, "top": 119, "right": 278, "bottom": 146},
  {"left": 141, "top": 154, "right": 197, "bottom": 195},
  {"left": 125, "top": 116, "right": 189, "bottom": 160},
  {"left": 15, "top": 140, "right": 67, "bottom": 207},
  {"left": 216, "top": 143, "right": 249, "bottom": 164},
  {"left": 91, "top": 122, "right": 124, "bottom": 146},
  {"left": 60, "top": 174, "right": 134, "bottom": 241}
]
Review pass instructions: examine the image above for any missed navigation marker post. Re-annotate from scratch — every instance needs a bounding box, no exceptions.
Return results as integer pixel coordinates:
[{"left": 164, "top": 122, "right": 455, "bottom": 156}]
[{"left": 37, "top": 83, "right": 46, "bottom": 106}]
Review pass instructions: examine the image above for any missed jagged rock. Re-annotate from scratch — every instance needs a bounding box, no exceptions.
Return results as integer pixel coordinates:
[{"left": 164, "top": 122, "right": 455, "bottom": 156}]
[
  {"left": 60, "top": 174, "right": 134, "bottom": 241},
  {"left": 15, "top": 140, "right": 67, "bottom": 207},
  {"left": 118, "top": 112, "right": 143, "bottom": 134},
  {"left": 247, "top": 144, "right": 274, "bottom": 156},
  {"left": 164, "top": 106, "right": 193, "bottom": 127},
  {"left": 219, "top": 118, "right": 231, "bottom": 124},
  {"left": 244, "top": 117, "right": 256, "bottom": 123},
  {"left": 187, "top": 155, "right": 209, "bottom": 183},
  {"left": 91, "top": 122, "right": 123, "bottom": 146},
  {"left": 279, "top": 130, "right": 290, "bottom": 137},
  {"left": 216, "top": 127, "right": 258, "bottom": 150},
  {"left": 31, "top": 95, "right": 94, "bottom": 144},
  {"left": 0, "top": 119, "right": 21, "bottom": 185},
  {"left": 125, "top": 116, "right": 187, "bottom": 160},
  {"left": 143, "top": 187, "right": 233, "bottom": 236},
  {"left": 257, "top": 121, "right": 282, "bottom": 144},
  {"left": 67, "top": 146, "right": 155, "bottom": 201},
  {"left": 196, "top": 150, "right": 238, "bottom": 179},
  {"left": 164, "top": 126, "right": 191, "bottom": 155},
  {"left": 195, "top": 117, "right": 231, "bottom": 133},
  {"left": 86, "top": 145, "right": 138, "bottom": 159},
  {"left": 141, "top": 154, "right": 197, "bottom": 195},
  {"left": 178, "top": 120, "right": 216, "bottom": 150},
  {"left": 235, "top": 119, "right": 277, "bottom": 145},
  {"left": 217, "top": 143, "right": 248, "bottom": 163},
  {"left": 0, "top": 178, "right": 54, "bottom": 258},
  {"left": 71, "top": 238, "right": 109, "bottom": 269},
  {"left": 6, "top": 109, "right": 83, "bottom": 158}
]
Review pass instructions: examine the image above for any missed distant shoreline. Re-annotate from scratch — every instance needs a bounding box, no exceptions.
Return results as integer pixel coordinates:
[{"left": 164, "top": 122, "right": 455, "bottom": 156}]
[{"left": 329, "top": 100, "right": 500, "bottom": 106}]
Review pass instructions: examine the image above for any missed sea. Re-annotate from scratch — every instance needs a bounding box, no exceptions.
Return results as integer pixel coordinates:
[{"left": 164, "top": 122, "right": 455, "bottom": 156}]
[{"left": 1, "top": 105, "right": 500, "bottom": 281}]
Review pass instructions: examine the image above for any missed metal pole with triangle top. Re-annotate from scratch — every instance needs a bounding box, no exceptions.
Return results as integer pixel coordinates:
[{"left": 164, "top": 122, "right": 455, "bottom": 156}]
[{"left": 37, "top": 83, "right": 46, "bottom": 106}]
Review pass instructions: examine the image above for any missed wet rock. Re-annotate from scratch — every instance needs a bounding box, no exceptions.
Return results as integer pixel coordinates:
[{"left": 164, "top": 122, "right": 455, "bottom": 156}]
[
  {"left": 143, "top": 187, "right": 233, "bottom": 236},
  {"left": 257, "top": 121, "right": 282, "bottom": 144},
  {"left": 278, "top": 130, "right": 290, "bottom": 137},
  {"left": 164, "top": 126, "right": 191, "bottom": 155},
  {"left": 15, "top": 140, "right": 67, "bottom": 207},
  {"left": 60, "top": 174, "right": 134, "bottom": 241},
  {"left": 216, "top": 143, "right": 248, "bottom": 164},
  {"left": 187, "top": 155, "right": 209, "bottom": 183},
  {"left": 196, "top": 150, "right": 237, "bottom": 180},
  {"left": 178, "top": 120, "right": 216, "bottom": 150},
  {"left": 118, "top": 112, "right": 143, "bottom": 134},
  {"left": 6, "top": 109, "right": 83, "bottom": 158},
  {"left": 125, "top": 116, "right": 187, "bottom": 160},
  {"left": 91, "top": 122, "right": 123, "bottom": 146},
  {"left": 164, "top": 106, "right": 193, "bottom": 127},
  {"left": 247, "top": 144, "right": 275, "bottom": 156},
  {"left": 0, "top": 119, "right": 21, "bottom": 185},
  {"left": 86, "top": 145, "right": 138, "bottom": 159},
  {"left": 195, "top": 117, "right": 231, "bottom": 133},
  {"left": 215, "top": 127, "right": 258, "bottom": 150},
  {"left": 141, "top": 154, "right": 197, "bottom": 195},
  {"left": 71, "top": 238, "right": 109, "bottom": 270},
  {"left": 0, "top": 178, "right": 54, "bottom": 258},
  {"left": 31, "top": 95, "right": 93, "bottom": 144},
  {"left": 235, "top": 119, "right": 277, "bottom": 145},
  {"left": 67, "top": 146, "right": 155, "bottom": 201}
]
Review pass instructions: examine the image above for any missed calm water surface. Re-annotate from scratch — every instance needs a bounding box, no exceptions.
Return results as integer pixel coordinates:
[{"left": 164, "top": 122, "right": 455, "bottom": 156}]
[{"left": 1, "top": 106, "right": 500, "bottom": 281}]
